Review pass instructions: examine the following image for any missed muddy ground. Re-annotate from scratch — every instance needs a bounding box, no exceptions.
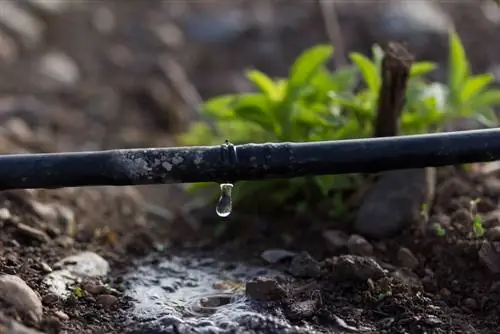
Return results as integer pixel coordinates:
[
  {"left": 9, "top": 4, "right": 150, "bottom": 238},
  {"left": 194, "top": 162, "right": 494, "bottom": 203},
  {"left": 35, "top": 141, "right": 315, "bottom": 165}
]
[{"left": 1, "top": 1, "right": 500, "bottom": 333}]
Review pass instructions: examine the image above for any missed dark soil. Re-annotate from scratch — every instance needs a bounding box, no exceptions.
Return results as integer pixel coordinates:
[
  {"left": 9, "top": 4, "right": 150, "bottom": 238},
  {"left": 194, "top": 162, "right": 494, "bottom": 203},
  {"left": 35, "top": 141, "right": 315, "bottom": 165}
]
[{"left": 1, "top": 1, "right": 500, "bottom": 333}]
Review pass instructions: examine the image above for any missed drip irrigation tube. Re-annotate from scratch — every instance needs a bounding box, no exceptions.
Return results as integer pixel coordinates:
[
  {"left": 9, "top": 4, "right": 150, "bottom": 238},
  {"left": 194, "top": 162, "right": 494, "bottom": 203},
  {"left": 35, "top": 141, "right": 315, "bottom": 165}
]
[{"left": 0, "top": 128, "right": 499, "bottom": 190}]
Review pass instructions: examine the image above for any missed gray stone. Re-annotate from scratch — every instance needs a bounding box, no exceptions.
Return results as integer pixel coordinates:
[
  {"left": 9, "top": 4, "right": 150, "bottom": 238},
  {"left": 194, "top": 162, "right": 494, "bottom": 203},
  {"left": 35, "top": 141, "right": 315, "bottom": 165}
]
[
  {"left": 397, "top": 247, "right": 419, "bottom": 269},
  {"left": 37, "top": 52, "right": 80, "bottom": 87},
  {"left": 288, "top": 252, "right": 321, "bottom": 278},
  {"left": 0, "top": 312, "right": 43, "bottom": 334},
  {"left": 347, "top": 234, "right": 373, "bottom": 256},
  {"left": 355, "top": 168, "right": 436, "bottom": 239},
  {"left": 376, "top": 1, "right": 452, "bottom": 49},
  {"left": 43, "top": 252, "right": 110, "bottom": 299},
  {"left": 0, "top": 275, "right": 42, "bottom": 322},
  {"left": 261, "top": 249, "right": 296, "bottom": 264},
  {"left": 322, "top": 230, "right": 349, "bottom": 253}
]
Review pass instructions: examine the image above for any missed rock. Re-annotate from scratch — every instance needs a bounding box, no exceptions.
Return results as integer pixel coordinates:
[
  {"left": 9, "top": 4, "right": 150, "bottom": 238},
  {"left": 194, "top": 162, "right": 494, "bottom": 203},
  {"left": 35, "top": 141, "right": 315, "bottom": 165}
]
[
  {"left": 55, "top": 235, "right": 74, "bottom": 248},
  {"left": 53, "top": 310, "right": 69, "bottom": 321},
  {"left": 323, "top": 255, "right": 386, "bottom": 281},
  {"left": 29, "top": 201, "right": 58, "bottom": 223},
  {"left": 41, "top": 293, "right": 59, "bottom": 306},
  {"left": 487, "top": 226, "right": 500, "bottom": 241},
  {"left": 0, "top": 207, "right": 12, "bottom": 221},
  {"left": 347, "top": 234, "right": 373, "bottom": 256},
  {"left": 0, "top": 2, "right": 44, "bottom": 49},
  {"left": 37, "top": 52, "right": 80, "bottom": 87},
  {"left": 39, "top": 262, "right": 52, "bottom": 273},
  {"left": 96, "top": 294, "right": 118, "bottom": 308},
  {"left": 82, "top": 279, "right": 107, "bottom": 295},
  {"left": 463, "top": 297, "right": 478, "bottom": 310},
  {"left": 391, "top": 268, "right": 422, "bottom": 289},
  {"left": 261, "top": 249, "right": 296, "bottom": 264},
  {"left": 15, "top": 222, "right": 50, "bottom": 243},
  {"left": 0, "top": 312, "right": 44, "bottom": 334},
  {"left": 397, "top": 247, "right": 419, "bottom": 269},
  {"left": 245, "top": 277, "right": 284, "bottom": 302},
  {"left": 182, "top": 11, "right": 252, "bottom": 44},
  {"left": 355, "top": 168, "right": 436, "bottom": 239},
  {"left": 288, "top": 252, "right": 321, "bottom": 278},
  {"left": 322, "top": 230, "right": 349, "bottom": 253},
  {"left": 375, "top": 1, "right": 452, "bottom": 53},
  {"left": 0, "top": 275, "right": 43, "bottom": 322},
  {"left": 43, "top": 252, "right": 110, "bottom": 299},
  {"left": 478, "top": 241, "right": 500, "bottom": 273}
]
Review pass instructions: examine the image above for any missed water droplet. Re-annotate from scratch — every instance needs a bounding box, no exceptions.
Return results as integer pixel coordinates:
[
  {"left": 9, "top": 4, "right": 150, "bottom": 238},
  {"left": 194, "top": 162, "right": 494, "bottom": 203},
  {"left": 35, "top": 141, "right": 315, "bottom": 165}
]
[{"left": 216, "top": 183, "right": 233, "bottom": 217}]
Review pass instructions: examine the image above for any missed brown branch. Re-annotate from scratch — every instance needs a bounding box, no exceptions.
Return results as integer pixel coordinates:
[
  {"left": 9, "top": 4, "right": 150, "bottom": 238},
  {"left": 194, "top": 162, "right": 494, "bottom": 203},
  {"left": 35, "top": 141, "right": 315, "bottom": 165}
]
[{"left": 373, "top": 41, "right": 413, "bottom": 138}]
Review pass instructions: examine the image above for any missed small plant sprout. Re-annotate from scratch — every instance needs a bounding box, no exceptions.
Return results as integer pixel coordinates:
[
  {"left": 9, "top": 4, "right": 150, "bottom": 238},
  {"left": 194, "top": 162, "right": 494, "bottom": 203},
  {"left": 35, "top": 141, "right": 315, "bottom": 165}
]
[
  {"left": 420, "top": 203, "right": 429, "bottom": 222},
  {"left": 432, "top": 223, "right": 446, "bottom": 237},
  {"left": 472, "top": 214, "right": 485, "bottom": 238}
]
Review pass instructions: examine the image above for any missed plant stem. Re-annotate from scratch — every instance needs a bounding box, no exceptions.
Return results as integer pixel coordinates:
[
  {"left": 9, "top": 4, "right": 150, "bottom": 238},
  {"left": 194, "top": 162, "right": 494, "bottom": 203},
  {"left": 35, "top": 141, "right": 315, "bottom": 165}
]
[{"left": 374, "top": 41, "right": 413, "bottom": 137}]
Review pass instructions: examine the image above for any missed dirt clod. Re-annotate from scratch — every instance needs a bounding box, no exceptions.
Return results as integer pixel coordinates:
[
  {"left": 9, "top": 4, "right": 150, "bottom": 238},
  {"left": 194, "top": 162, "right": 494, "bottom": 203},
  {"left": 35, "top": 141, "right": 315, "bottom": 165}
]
[{"left": 245, "top": 277, "right": 285, "bottom": 302}]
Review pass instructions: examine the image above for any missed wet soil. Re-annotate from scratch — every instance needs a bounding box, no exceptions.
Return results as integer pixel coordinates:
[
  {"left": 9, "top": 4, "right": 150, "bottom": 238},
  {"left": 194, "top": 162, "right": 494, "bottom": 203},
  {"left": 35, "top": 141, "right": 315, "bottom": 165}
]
[{"left": 1, "top": 1, "right": 500, "bottom": 333}]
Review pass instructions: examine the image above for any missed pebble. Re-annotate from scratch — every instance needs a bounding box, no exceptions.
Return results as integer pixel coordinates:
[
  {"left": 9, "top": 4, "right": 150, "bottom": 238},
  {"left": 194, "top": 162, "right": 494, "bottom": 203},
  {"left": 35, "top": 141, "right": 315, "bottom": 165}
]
[
  {"left": 53, "top": 310, "right": 69, "bottom": 321},
  {"left": 0, "top": 208, "right": 11, "bottom": 221},
  {"left": 37, "top": 52, "right": 80, "bottom": 87},
  {"left": 322, "top": 230, "right": 349, "bottom": 253},
  {"left": 288, "top": 252, "right": 321, "bottom": 278},
  {"left": 478, "top": 241, "right": 500, "bottom": 274},
  {"left": 41, "top": 293, "right": 59, "bottom": 306},
  {"left": 43, "top": 252, "right": 110, "bottom": 299},
  {"left": 55, "top": 235, "right": 74, "bottom": 248},
  {"left": 82, "top": 279, "right": 107, "bottom": 295},
  {"left": 261, "top": 249, "right": 296, "bottom": 264},
  {"left": 323, "top": 255, "right": 386, "bottom": 281},
  {"left": 0, "top": 1, "right": 44, "bottom": 49},
  {"left": 375, "top": 0, "right": 452, "bottom": 52},
  {"left": 96, "top": 294, "right": 118, "bottom": 308},
  {"left": 0, "top": 274, "right": 43, "bottom": 322},
  {"left": 463, "top": 297, "right": 478, "bottom": 310},
  {"left": 182, "top": 11, "right": 252, "bottom": 44},
  {"left": 347, "top": 234, "right": 373, "bottom": 256},
  {"left": 487, "top": 226, "right": 500, "bottom": 241},
  {"left": 0, "top": 312, "right": 44, "bottom": 334},
  {"left": 15, "top": 222, "right": 50, "bottom": 243},
  {"left": 39, "top": 261, "right": 52, "bottom": 273},
  {"left": 245, "top": 277, "right": 285, "bottom": 302},
  {"left": 397, "top": 247, "right": 419, "bottom": 269},
  {"left": 355, "top": 168, "right": 436, "bottom": 239}
]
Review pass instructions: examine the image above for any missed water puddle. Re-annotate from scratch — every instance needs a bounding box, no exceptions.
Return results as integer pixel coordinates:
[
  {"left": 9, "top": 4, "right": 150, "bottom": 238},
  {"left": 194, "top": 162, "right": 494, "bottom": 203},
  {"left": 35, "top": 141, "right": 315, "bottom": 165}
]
[{"left": 124, "top": 254, "right": 318, "bottom": 333}]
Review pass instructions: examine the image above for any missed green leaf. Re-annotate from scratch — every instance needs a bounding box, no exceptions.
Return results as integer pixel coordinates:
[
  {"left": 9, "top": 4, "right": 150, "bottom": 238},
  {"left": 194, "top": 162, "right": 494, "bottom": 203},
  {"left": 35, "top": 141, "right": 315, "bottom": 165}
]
[
  {"left": 473, "top": 89, "right": 500, "bottom": 107},
  {"left": 202, "top": 95, "right": 236, "bottom": 119},
  {"left": 460, "top": 74, "right": 494, "bottom": 102},
  {"left": 349, "top": 52, "right": 380, "bottom": 92},
  {"left": 410, "top": 62, "right": 437, "bottom": 78},
  {"left": 246, "top": 70, "right": 282, "bottom": 101},
  {"left": 231, "top": 93, "right": 276, "bottom": 133},
  {"left": 329, "top": 65, "right": 359, "bottom": 93},
  {"left": 447, "top": 31, "right": 470, "bottom": 100},
  {"left": 286, "top": 44, "right": 334, "bottom": 99}
]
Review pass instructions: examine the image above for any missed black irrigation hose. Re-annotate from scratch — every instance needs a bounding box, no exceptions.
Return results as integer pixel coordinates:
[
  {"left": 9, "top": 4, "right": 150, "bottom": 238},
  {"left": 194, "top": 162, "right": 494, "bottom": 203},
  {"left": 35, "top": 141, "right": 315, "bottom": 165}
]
[{"left": 0, "top": 128, "right": 499, "bottom": 190}]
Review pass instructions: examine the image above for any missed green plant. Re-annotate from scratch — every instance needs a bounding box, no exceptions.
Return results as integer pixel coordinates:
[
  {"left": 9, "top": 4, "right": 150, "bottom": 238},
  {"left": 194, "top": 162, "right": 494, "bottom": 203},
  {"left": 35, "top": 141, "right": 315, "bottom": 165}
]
[{"left": 179, "top": 31, "right": 500, "bottom": 216}]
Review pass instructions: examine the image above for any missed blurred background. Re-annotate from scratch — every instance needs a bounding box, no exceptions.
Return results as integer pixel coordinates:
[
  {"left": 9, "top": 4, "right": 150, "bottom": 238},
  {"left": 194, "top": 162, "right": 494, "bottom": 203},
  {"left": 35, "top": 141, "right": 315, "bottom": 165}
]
[{"left": 0, "top": 0, "right": 499, "bottom": 200}]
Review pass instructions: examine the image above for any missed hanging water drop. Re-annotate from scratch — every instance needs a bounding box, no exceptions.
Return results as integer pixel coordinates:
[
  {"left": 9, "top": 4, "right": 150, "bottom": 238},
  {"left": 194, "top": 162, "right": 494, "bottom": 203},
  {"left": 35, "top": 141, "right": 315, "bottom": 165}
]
[{"left": 216, "top": 183, "right": 233, "bottom": 217}]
